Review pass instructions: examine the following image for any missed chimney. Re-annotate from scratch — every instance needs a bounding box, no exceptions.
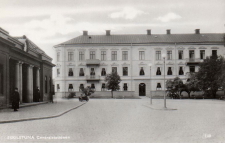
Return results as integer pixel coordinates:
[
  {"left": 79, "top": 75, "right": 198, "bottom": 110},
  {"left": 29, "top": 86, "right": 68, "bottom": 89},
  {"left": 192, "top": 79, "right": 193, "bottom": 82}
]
[
  {"left": 167, "top": 29, "right": 171, "bottom": 34},
  {"left": 83, "top": 31, "right": 88, "bottom": 36},
  {"left": 147, "top": 29, "right": 151, "bottom": 35},
  {"left": 106, "top": 30, "right": 111, "bottom": 36},
  {"left": 195, "top": 29, "right": 200, "bottom": 34}
]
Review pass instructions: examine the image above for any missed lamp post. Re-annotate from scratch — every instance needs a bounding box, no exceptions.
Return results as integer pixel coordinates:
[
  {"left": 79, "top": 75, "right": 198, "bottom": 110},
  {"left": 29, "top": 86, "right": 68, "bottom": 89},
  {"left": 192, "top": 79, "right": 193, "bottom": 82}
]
[
  {"left": 148, "top": 63, "right": 152, "bottom": 104},
  {"left": 162, "top": 53, "right": 167, "bottom": 108}
]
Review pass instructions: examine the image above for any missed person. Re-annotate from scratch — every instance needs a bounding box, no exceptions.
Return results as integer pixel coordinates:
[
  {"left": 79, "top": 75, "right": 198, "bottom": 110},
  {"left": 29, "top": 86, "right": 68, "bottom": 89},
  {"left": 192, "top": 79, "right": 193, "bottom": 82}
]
[
  {"left": 12, "top": 88, "right": 20, "bottom": 111},
  {"left": 36, "top": 87, "right": 40, "bottom": 102}
]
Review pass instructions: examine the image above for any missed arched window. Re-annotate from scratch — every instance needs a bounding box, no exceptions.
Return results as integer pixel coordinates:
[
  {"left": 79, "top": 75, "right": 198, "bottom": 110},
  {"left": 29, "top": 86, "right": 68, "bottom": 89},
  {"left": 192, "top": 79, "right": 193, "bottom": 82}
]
[
  {"left": 79, "top": 84, "right": 84, "bottom": 91},
  {"left": 156, "top": 67, "right": 161, "bottom": 75},
  {"left": 79, "top": 68, "right": 84, "bottom": 76},
  {"left": 91, "top": 83, "right": 95, "bottom": 89},
  {"left": 167, "top": 67, "right": 172, "bottom": 75},
  {"left": 68, "top": 68, "right": 73, "bottom": 76},
  {"left": 179, "top": 67, "right": 184, "bottom": 75},
  {"left": 101, "top": 68, "right": 106, "bottom": 76},
  {"left": 140, "top": 67, "right": 145, "bottom": 75},
  {"left": 156, "top": 83, "right": 162, "bottom": 90}
]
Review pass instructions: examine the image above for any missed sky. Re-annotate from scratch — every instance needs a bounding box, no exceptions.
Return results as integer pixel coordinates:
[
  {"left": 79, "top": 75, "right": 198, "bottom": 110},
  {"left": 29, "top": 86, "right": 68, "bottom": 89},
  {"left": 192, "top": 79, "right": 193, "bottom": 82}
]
[{"left": 0, "top": 0, "right": 225, "bottom": 62}]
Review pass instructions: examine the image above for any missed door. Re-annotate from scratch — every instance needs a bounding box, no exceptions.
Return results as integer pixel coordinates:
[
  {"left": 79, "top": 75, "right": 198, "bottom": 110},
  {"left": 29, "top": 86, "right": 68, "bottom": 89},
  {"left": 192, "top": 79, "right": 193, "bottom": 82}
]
[{"left": 139, "top": 83, "right": 146, "bottom": 96}]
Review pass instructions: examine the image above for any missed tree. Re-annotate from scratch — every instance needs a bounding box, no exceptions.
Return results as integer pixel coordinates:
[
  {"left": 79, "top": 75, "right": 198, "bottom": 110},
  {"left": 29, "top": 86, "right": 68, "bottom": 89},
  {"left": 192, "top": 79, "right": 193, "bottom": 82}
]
[
  {"left": 195, "top": 55, "right": 225, "bottom": 98},
  {"left": 81, "top": 86, "right": 95, "bottom": 96},
  {"left": 105, "top": 72, "right": 121, "bottom": 98},
  {"left": 166, "top": 77, "right": 184, "bottom": 98},
  {"left": 182, "top": 73, "right": 200, "bottom": 98}
]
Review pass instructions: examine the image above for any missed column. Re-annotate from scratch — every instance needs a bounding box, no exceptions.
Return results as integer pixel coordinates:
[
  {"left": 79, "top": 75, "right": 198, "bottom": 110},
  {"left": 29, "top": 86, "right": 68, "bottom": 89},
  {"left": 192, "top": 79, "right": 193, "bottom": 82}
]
[
  {"left": 15, "top": 62, "right": 20, "bottom": 90},
  {"left": 19, "top": 62, "right": 23, "bottom": 102},
  {"left": 36, "top": 68, "right": 40, "bottom": 88},
  {"left": 27, "top": 65, "right": 34, "bottom": 102}
]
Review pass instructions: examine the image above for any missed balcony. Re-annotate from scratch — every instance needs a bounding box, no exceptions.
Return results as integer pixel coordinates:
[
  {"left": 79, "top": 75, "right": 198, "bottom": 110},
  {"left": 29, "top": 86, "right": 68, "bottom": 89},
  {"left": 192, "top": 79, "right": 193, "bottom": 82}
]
[
  {"left": 86, "top": 75, "right": 100, "bottom": 82},
  {"left": 186, "top": 58, "right": 202, "bottom": 65},
  {"left": 86, "top": 59, "right": 100, "bottom": 66}
]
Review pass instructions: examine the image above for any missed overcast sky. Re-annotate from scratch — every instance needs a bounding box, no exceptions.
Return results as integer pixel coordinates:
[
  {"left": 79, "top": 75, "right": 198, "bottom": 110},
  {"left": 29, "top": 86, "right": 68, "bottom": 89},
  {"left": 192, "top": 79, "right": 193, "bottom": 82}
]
[{"left": 1, "top": 0, "right": 225, "bottom": 61}]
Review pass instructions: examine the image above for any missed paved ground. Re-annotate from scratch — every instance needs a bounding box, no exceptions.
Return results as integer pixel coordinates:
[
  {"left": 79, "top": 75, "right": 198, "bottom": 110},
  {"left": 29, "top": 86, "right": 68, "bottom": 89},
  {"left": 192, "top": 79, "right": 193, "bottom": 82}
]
[
  {"left": 0, "top": 97, "right": 84, "bottom": 122},
  {"left": 0, "top": 97, "right": 225, "bottom": 143}
]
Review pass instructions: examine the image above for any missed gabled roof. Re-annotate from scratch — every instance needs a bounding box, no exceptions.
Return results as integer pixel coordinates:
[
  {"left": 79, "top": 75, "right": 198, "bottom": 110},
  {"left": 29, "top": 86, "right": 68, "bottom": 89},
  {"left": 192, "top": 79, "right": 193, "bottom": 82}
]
[
  {"left": 14, "top": 36, "right": 52, "bottom": 60},
  {"left": 55, "top": 33, "right": 225, "bottom": 47}
]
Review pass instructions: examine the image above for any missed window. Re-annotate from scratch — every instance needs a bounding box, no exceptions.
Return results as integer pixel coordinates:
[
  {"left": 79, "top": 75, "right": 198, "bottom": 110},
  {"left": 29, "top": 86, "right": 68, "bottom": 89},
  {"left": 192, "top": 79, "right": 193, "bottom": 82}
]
[
  {"left": 90, "top": 68, "right": 95, "bottom": 78},
  {"left": 68, "top": 68, "right": 73, "bottom": 76},
  {"left": 167, "top": 51, "right": 172, "bottom": 60},
  {"left": 79, "top": 68, "right": 84, "bottom": 76},
  {"left": 179, "top": 67, "right": 184, "bottom": 75},
  {"left": 139, "top": 51, "right": 145, "bottom": 60},
  {"left": 189, "top": 50, "right": 195, "bottom": 59},
  {"left": 101, "top": 83, "right": 106, "bottom": 91},
  {"left": 140, "top": 67, "right": 145, "bottom": 75},
  {"left": 178, "top": 50, "right": 183, "bottom": 60},
  {"left": 156, "top": 51, "right": 161, "bottom": 60},
  {"left": 200, "top": 50, "right": 205, "bottom": 59},
  {"left": 111, "top": 51, "right": 117, "bottom": 61},
  {"left": 90, "top": 51, "right": 95, "bottom": 59},
  {"left": 45, "top": 76, "right": 47, "bottom": 93},
  {"left": 167, "top": 67, "right": 172, "bottom": 75},
  {"left": 190, "top": 66, "right": 195, "bottom": 73},
  {"left": 123, "top": 83, "right": 128, "bottom": 91},
  {"left": 68, "top": 52, "right": 74, "bottom": 61},
  {"left": 79, "top": 51, "right": 84, "bottom": 61},
  {"left": 57, "top": 52, "right": 60, "bottom": 61},
  {"left": 101, "top": 51, "right": 106, "bottom": 60},
  {"left": 123, "top": 67, "right": 128, "bottom": 76},
  {"left": 79, "top": 84, "right": 84, "bottom": 91},
  {"left": 156, "top": 67, "right": 161, "bottom": 75},
  {"left": 212, "top": 50, "right": 217, "bottom": 57},
  {"left": 91, "top": 83, "right": 95, "bottom": 89},
  {"left": 68, "top": 84, "right": 73, "bottom": 91},
  {"left": 101, "top": 68, "right": 106, "bottom": 76},
  {"left": 57, "top": 69, "right": 60, "bottom": 77},
  {"left": 156, "top": 83, "right": 162, "bottom": 90},
  {"left": 112, "top": 67, "right": 117, "bottom": 73},
  {"left": 122, "top": 51, "right": 128, "bottom": 60}
]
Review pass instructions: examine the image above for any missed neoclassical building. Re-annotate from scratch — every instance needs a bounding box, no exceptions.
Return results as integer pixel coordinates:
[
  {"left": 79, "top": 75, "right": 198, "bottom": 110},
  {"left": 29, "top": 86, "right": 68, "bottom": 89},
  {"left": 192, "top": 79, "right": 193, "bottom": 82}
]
[
  {"left": 54, "top": 29, "right": 225, "bottom": 97},
  {"left": 0, "top": 27, "right": 54, "bottom": 108}
]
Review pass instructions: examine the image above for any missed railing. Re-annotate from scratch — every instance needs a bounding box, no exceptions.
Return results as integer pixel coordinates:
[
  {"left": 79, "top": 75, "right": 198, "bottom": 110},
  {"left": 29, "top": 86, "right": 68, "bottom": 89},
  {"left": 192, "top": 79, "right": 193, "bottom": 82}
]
[
  {"left": 185, "top": 58, "right": 202, "bottom": 63},
  {"left": 86, "top": 75, "right": 100, "bottom": 80},
  {"left": 86, "top": 59, "right": 100, "bottom": 65}
]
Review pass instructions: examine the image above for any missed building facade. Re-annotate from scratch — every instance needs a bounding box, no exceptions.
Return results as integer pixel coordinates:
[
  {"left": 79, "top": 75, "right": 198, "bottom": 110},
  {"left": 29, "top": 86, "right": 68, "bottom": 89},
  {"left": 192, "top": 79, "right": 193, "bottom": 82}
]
[
  {"left": 0, "top": 27, "right": 54, "bottom": 108},
  {"left": 54, "top": 29, "right": 225, "bottom": 97}
]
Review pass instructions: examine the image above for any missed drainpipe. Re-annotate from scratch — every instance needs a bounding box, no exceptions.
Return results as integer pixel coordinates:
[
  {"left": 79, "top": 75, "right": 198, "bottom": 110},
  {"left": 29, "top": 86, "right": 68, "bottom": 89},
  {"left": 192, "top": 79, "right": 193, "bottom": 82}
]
[{"left": 130, "top": 43, "right": 133, "bottom": 93}]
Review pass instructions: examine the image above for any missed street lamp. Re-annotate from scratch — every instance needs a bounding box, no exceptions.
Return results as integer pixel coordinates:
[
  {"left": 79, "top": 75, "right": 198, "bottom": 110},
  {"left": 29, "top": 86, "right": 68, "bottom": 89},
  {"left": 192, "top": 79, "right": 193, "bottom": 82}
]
[
  {"left": 148, "top": 63, "right": 152, "bottom": 105},
  {"left": 162, "top": 53, "right": 167, "bottom": 108}
]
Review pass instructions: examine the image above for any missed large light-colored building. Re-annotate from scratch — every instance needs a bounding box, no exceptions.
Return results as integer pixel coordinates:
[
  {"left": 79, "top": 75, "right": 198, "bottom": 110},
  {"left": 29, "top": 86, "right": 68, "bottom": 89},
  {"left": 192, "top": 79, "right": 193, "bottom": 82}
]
[{"left": 54, "top": 29, "right": 225, "bottom": 97}]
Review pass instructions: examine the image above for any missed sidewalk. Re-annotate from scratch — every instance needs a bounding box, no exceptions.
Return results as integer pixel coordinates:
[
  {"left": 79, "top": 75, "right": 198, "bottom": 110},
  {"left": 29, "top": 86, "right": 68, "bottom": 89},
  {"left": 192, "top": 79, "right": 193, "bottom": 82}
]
[{"left": 0, "top": 97, "right": 86, "bottom": 124}]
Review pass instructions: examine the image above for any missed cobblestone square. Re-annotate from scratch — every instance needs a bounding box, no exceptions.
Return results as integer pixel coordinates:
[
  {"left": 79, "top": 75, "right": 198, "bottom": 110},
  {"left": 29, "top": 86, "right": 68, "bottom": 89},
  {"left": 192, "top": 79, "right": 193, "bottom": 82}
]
[{"left": 0, "top": 98, "right": 225, "bottom": 143}]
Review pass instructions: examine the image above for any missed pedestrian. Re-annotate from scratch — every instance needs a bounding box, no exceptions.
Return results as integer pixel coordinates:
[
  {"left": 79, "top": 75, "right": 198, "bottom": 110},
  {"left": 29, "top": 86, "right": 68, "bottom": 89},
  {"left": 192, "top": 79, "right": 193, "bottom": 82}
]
[
  {"left": 36, "top": 87, "right": 40, "bottom": 102},
  {"left": 12, "top": 87, "right": 20, "bottom": 111}
]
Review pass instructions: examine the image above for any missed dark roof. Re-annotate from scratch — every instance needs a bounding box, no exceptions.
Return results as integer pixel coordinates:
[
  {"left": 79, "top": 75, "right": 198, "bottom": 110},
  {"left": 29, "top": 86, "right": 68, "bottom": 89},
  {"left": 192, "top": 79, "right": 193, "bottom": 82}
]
[{"left": 56, "top": 33, "right": 225, "bottom": 46}]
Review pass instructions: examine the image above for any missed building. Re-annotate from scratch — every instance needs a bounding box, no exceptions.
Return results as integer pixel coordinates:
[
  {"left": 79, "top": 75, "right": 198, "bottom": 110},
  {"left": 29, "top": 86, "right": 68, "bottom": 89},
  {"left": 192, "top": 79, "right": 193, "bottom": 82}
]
[
  {"left": 0, "top": 27, "right": 54, "bottom": 108},
  {"left": 54, "top": 29, "right": 225, "bottom": 98}
]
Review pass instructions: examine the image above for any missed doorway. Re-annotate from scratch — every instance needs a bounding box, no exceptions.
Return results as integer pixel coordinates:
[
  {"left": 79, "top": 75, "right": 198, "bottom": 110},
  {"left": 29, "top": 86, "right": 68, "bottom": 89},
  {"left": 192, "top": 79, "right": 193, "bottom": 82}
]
[{"left": 139, "top": 83, "right": 146, "bottom": 96}]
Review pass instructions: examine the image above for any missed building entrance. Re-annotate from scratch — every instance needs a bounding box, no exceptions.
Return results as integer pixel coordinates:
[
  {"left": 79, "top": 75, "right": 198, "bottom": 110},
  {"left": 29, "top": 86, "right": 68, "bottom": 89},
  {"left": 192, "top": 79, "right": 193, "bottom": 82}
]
[{"left": 139, "top": 83, "right": 146, "bottom": 96}]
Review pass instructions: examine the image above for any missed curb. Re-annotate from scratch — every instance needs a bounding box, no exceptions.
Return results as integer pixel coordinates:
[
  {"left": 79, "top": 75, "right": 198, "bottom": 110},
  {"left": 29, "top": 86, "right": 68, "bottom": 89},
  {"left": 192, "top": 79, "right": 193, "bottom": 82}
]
[
  {"left": 0, "top": 102, "right": 86, "bottom": 124},
  {"left": 143, "top": 104, "right": 177, "bottom": 110}
]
